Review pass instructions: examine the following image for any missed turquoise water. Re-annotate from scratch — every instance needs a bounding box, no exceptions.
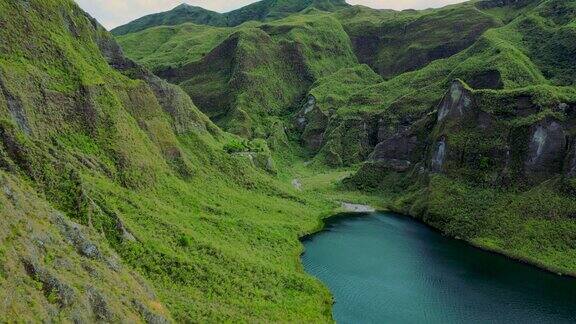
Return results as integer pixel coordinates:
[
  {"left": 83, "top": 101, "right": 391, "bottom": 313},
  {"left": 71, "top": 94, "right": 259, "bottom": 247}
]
[{"left": 301, "top": 212, "right": 576, "bottom": 323}]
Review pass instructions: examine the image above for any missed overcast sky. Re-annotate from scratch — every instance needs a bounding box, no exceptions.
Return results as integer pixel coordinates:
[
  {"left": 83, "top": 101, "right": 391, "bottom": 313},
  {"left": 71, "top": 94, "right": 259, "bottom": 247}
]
[{"left": 75, "top": 0, "right": 467, "bottom": 30}]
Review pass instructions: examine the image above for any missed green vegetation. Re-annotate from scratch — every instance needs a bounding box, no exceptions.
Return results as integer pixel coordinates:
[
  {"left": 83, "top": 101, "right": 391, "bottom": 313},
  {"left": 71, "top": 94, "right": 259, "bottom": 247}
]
[
  {"left": 0, "top": 0, "right": 372, "bottom": 321},
  {"left": 111, "top": 0, "right": 349, "bottom": 36},
  {"left": 119, "top": 11, "right": 359, "bottom": 137},
  {"left": 2, "top": 0, "right": 576, "bottom": 322}
]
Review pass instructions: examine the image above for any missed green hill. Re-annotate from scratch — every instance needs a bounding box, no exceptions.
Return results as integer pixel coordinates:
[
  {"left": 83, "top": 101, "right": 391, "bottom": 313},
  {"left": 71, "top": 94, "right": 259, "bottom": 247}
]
[
  {"left": 111, "top": 0, "right": 349, "bottom": 36},
  {"left": 119, "top": 11, "right": 358, "bottom": 138}
]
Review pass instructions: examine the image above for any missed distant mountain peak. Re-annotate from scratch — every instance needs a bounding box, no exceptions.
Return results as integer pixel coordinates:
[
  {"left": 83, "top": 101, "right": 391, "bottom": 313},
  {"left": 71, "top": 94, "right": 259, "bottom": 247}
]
[{"left": 112, "top": 0, "right": 349, "bottom": 35}]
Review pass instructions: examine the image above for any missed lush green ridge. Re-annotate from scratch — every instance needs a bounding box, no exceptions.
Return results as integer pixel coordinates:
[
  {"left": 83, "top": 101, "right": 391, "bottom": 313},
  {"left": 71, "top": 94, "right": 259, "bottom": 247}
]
[
  {"left": 111, "top": 0, "right": 349, "bottom": 36},
  {"left": 119, "top": 11, "right": 359, "bottom": 138}
]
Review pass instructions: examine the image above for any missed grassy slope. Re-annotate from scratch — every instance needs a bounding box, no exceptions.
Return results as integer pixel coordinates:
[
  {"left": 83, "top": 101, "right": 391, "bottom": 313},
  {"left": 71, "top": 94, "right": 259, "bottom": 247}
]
[
  {"left": 0, "top": 0, "right": 388, "bottom": 321},
  {"left": 112, "top": 24, "right": 234, "bottom": 72},
  {"left": 6, "top": 0, "right": 575, "bottom": 321},
  {"left": 111, "top": 0, "right": 349, "bottom": 36},
  {"left": 117, "top": 0, "right": 576, "bottom": 283},
  {"left": 119, "top": 10, "right": 359, "bottom": 138},
  {"left": 337, "top": 2, "right": 502, "bottom": 79}
]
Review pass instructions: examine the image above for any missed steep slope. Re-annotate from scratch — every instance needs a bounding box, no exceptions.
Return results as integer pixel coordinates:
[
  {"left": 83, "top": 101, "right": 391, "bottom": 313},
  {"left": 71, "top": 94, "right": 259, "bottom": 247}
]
[
  {"left": 0, "top": 0, "right": 335, "bottom": 322},
  {"left": 0, "top": 172, "right": 171, "bottom": 322},
  {"left": 336, "top": 2, "right": 502, "bottom": 79},
  {"left": 343, "top": 0, "right": 576, "bottom": 274},
  {"left": 301, "top": 0, "right": 573, "bottom": 166},
  {"left": 13, "top": 0, "right": 576, "bottom": 321},
  {"left": 111, "top": 0, "right": 349, "bottom": 36},
  {"left": 120, "top": 11, "right": 359, "bottom": 138}
]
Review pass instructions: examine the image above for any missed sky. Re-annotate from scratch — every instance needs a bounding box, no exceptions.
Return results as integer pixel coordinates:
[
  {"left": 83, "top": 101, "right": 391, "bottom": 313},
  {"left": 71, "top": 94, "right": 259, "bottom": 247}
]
[{"left": 75, "top": 0, "right": 467, "bottom": 30}]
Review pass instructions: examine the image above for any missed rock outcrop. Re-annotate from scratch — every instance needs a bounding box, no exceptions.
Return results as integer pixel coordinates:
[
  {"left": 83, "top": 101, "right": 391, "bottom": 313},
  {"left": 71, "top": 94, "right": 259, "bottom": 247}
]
[
  {"left": 370, "top": 133, "right": 419, "bottom": 172},
  {"left": 352, "top": 77, "right": 576, "bottom": 187},
  {"left": 296, "top": 95, "right": 329, "bottom": 152},
  {"left": 524, "top": 119, "right": 567, "bottom": 180}
]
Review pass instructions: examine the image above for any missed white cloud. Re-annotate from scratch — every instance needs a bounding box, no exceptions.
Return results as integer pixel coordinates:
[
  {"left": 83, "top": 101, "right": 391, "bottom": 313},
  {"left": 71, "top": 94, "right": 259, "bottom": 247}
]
[{"left": 74, "top": 0, "right": 467, "bottom": 30}]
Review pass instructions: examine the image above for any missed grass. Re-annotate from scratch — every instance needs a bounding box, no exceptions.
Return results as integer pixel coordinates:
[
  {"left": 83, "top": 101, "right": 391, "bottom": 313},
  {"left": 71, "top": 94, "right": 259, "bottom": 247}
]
[
  {"left": 119, "top": 10, "right": 359, "bottom": 137},
  {"left": 0, "top": 0, "right": 386, "bottom": 321},
  {"left": 3, "top": 0, "right": 576, "bottom": 322},
  {"left": 0, "top": 0, "right": 340, "bottom": 321},
  {"left": 111, "top": 0, "right": 349, "bottom": 36}
]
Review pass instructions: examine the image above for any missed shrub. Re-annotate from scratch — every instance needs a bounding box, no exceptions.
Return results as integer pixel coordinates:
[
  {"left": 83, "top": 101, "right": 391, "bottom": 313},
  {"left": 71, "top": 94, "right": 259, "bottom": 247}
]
[{"left": 223, "top": 138, "right": 249, "bottom": 153}]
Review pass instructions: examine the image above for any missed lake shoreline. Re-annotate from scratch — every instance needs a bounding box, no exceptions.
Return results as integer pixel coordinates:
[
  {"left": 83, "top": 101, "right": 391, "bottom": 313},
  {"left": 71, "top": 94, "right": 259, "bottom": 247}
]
[
  {"left": 300, "top": 206, "right": 576, "bottom": 280},
  {"left": 300, "top": 211, "right": 576, "bottom": 323},
  {"left": 387, "top": 208, "right": 576, "bottom": 279}
]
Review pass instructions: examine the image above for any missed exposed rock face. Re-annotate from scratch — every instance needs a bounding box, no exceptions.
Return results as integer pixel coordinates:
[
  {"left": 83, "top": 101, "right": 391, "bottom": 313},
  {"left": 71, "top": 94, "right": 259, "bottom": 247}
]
[
  {"left": 296, "top": 95, "right": 329, "bottom": 152},
  {"left": 87, "top": 287, "right": 113, "bottom": 321},
  {"left": 372, "top": 134, "right": 418, "bottom": 162},
  {"left": 524, "top": 119, "right": 567, "bottom": 180},
  {"left": 91, "top": 17, "right": 137, "bottom": 72},
  {"left": 427, "top": 81, "right": 475, "bottom": 174},
  {"left": 0, "top": 74, "right": 31, "bottom": 135},
  {"left": 52, "top": 213, "right": 103, "bottom": 261},
  {"left": 431, "top": 138, "right": 447, "bottom": 173},
  {"left": 437, "top": 81, "right": 473, "bottom": 123},
  {"left": 370, "top": 133, "right": 419, "bottom": 172},
  {"left": 22, "top": 260, "right": 76, "bottom": 308},
  {"left": 357, "top": 79, "right": 576, "bottom": 186}
]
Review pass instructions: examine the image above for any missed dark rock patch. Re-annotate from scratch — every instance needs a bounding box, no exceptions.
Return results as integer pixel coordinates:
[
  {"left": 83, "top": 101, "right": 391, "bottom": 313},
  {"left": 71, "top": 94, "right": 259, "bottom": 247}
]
[
  {"left": 51, "top": 213, "right": 102, "bottom": 260},
  {"left": 370, "top": 133, "right": 419, "bottom": 170},
  {"left": 22, "top": 259, "right": 75, "bottom": 308},
  {"left": 0, "top": 73, "right": 31, "bottom": 135},
  {"left": 466, "top": 70, "right": 504, "bottom": 90},
  {"left": 87, "top": 287, "right": 113, "bottom": 321},
  {"left": 133, "top": 300, "right": 170, "bottom": 324},
  {"left": 524, "top": 119, "right": 567, "bottom": 180}
]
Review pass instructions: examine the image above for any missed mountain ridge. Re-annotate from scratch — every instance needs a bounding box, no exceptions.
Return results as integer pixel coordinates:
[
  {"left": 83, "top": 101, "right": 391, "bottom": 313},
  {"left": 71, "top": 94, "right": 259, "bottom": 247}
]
[{"left": 111, "top": 0, "right": 350, "bottom": 35}]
